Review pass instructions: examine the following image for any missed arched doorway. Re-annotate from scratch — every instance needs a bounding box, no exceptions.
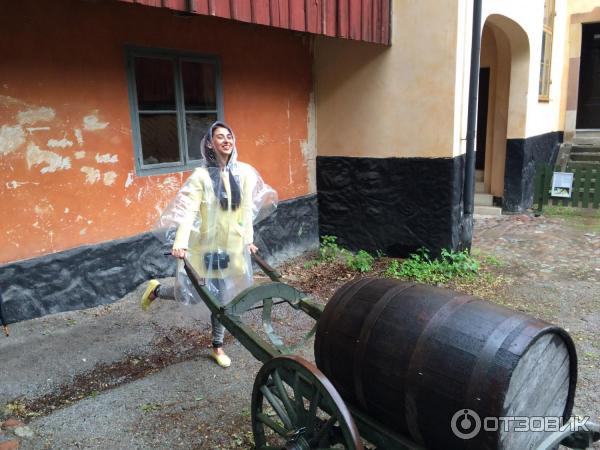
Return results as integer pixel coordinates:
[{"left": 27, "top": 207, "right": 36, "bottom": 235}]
[{"left": 478, "top": 15, "right": 530, "bottom": 205}]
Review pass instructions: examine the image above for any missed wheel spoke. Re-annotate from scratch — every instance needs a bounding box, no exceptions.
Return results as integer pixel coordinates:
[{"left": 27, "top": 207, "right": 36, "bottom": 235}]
[
  {"left": 313, "top": 415, "right": 337, "bottom": 444},
  {"left": 252, "top": 356, "right": 363, "bottom": 450},
  {"left": 256, "top": 411, "right": 291, "bottom": 437},
  {"left": 307, "top": 390, "right": 322, "bottom": 436},
  {"left": 260, "top": 385, "right": 293, "bottom": 430},
  {"left": 292, "top": 370, "right": 301, "bottom": 405},
  {"left": 272, "top": 369, "right": 298, "bottom": 424},
  {"left": 291, "top": 370, "right": 310, "bottom": 424}
]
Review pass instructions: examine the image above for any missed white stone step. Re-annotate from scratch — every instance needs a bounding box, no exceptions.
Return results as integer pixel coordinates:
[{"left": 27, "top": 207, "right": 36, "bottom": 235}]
[
  {"left": 474, "top": 192, "right": 493, "bottom": 206},
  {"left": 474, "top": 205, "right": 502, "bottom": 216},
  {"left": 476, "top": 181, "right": 485, "bottom": 193},
  {"left": 573, "top": 131, "right": 600, "bottom": 145},
  {"left": 475, "top": 170, "right": 484, "bottom": 182}
]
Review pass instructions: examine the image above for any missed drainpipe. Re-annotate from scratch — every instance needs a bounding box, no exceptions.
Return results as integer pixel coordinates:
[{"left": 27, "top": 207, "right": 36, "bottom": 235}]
[{"left": 463, "top": 0, "right": 483, "bottom": 219}]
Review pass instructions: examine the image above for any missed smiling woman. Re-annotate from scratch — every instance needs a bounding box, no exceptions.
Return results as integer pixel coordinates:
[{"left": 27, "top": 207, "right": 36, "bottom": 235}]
[{"left": 141, "top": 120, "right": 278, "bottom": 368}]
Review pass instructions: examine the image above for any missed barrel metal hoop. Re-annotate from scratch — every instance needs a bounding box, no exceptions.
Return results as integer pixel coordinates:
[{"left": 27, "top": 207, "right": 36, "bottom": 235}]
[
  {"left": 353, "top": 282, "right": 416, "bottom": 410},
  {"left": 316, "top": 278, "right": 379, "bottom": 381},
  {"left": 404, "top": 294, "right": 476, "bottom": 446},
  {"left": 464, "top": 313, "right": 532, "bottom": 415}
]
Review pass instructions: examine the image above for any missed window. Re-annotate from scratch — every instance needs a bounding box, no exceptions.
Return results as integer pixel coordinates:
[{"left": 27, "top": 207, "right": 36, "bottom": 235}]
[
  {"left": 539, "top": 0, "right": 555, "bottom": 101},
  {"left": 126, "top": 47, "right": 222, "bottom": 174}
]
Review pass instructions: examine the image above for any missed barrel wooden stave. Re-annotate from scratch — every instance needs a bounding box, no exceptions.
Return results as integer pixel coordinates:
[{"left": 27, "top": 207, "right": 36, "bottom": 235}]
[{"left": 314, "top": 278, "right": 577, "bottom": 450}]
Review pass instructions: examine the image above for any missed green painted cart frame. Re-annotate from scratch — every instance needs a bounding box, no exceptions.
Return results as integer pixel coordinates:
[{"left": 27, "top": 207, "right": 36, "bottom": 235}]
[{"left": 183, "top": 256, "right": 600, "bottom": 450}]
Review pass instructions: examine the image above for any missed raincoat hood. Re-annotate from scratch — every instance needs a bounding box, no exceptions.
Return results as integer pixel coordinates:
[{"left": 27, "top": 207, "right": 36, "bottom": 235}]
[{"left": 200, "top": 121, "right": 238, "bottom": 169}]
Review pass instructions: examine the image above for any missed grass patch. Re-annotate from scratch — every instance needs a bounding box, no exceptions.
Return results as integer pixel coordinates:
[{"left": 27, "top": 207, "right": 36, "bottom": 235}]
[
  {"left": 542, "top": 205, "right": 600, "bottom": 218},
  {"left": 385, "top": 248, "right": 479, "bottom": 284},
  {"left": 538, "top": 206, "right": 600, "bottom": 233},
  {"left": 307, "top": 236, "right": 375, "bottom": 273}
]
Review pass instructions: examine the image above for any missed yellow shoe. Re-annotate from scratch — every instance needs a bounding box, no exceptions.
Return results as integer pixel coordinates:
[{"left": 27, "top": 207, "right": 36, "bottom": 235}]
[
  {"left": 211, "top": 351, "right": 231, "bottom": 368},
  {"left": 140, "top": 280, "right": 159, "bottom": 311}
]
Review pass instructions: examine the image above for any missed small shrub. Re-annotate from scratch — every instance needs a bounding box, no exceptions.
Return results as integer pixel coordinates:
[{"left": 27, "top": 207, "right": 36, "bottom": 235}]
[
  {"left": 346, "top": 250, "right": 374, "bottom": 273},
  {"left": 385, "top": 259, "right": 402, "bottom": 278},
  {"left": 319, "top": 235, "right": 343, "bottom": 262},
  {"left": 440, "top": 248, "right": 480, "bottom": 277}
]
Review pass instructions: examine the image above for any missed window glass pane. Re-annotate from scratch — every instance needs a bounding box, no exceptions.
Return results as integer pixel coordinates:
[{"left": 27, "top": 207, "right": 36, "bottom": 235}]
[
  {"left": 181, "top": 61, "right": 217, "bottom": 110},
  {"left": 135, "top": 57, "right": 176, "bottom": 110},
  {"left": 539, "top": 30, "right": 552, "bottom": 98},
  {"left": 186, "top": 113, "right": 218, "bottom": 160},
  {"left": 540, "top": 63, "right": 547, "bottom": 97},
  {"left": 139, "top": 114, "right": 180, "bottom": 165}
]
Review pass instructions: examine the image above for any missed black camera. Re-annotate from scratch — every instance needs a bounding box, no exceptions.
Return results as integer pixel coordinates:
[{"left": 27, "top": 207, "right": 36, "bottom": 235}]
[{"left": 204, "top": 251, "right": 230, "bottom": 270}]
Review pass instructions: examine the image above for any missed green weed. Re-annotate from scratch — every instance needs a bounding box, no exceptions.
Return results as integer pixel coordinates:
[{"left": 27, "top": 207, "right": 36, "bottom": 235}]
[
  {"left": 346, "top": 250, "right": 374, "bottom": 273},
  {"left": 483, "top": 254, "right": 503, "bottom": 266},
  {"left": 304, "top": 235, "right": 375, "bottom": 273},
  {"left": 140, "top": 402, "right": 162, "bottom": 413},
  {"left": 386, "top": 248, "right": 479, "bottom": 284},
  {"left": 319, "top": 235, "right": 346, "bottom": 262}
]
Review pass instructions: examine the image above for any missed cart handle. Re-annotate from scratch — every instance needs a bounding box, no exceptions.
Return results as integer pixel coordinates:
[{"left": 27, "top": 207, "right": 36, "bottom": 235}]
[{"left": 252, "top": 253, "right": 281, "bottom": 282}]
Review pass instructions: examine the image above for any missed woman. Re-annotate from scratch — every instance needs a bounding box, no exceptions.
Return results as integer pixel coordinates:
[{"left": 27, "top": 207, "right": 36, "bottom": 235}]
[{"left": 141, "top": 121, "right": 276, "bottom": 368}]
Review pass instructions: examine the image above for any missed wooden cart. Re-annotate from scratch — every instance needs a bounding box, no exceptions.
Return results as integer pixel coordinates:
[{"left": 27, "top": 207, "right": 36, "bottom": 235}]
[{"left": 183, "top": 256, "right": 600, "bottom": 450}]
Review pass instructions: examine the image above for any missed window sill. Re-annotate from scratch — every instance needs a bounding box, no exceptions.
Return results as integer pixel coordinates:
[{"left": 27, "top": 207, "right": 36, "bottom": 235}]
[{"left": 136, "top": 162, "right": 203, "bottom": 177}]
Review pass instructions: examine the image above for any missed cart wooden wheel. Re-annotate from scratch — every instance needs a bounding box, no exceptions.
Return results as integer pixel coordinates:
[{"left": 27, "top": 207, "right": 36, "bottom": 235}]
[{"left": 251, "top": 355, "right": 363, "bottom": 450}]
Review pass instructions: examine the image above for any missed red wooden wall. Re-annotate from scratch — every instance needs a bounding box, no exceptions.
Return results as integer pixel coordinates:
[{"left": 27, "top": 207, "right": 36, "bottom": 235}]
[{"left": 117, "top": 0, "right": 391, "bottom": 45}]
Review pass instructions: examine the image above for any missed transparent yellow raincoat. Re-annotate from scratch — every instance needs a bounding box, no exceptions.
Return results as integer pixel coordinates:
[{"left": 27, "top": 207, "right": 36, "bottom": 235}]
[{"left": 158, "top": 121, "right": 277, "bottom": 305}]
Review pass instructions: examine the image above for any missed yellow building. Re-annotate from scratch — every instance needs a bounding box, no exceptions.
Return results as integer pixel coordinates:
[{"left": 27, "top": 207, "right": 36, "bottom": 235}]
[{"left": 314, "top": 0, "right": 599, "bottom": 254}]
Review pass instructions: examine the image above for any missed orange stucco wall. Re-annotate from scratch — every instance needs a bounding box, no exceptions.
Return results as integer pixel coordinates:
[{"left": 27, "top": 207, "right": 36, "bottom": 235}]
[{"left": 0, "top": 0, "right": 312, "bottom": 265}]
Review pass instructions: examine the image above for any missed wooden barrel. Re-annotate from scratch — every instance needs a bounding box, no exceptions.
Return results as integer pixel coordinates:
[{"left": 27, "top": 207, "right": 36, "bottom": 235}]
[{"left": 314, "top": 278, "right": 577, "bottom": 450}]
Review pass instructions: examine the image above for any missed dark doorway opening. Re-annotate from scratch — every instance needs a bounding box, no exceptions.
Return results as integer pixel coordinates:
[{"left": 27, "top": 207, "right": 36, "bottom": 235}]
[
  {"left": 476, "top": 67, "right": 490, "bottom": 171},
  {"left": 576, "top": 22, "right": 600, "bottom": 129}
]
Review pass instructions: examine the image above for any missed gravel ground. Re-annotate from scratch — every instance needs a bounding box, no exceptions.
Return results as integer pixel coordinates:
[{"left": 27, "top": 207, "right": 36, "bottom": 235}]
[
  {"left": 1, "top": 213, "right": 599, "bottom": 449},
  {"left": 471, "top": 214, "right": 600, "bottom": 434}
]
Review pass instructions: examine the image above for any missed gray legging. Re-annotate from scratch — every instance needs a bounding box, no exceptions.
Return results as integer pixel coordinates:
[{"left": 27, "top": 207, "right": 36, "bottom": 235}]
[{"left": 155, "top": 279, "right": 226, "bottom": 348}]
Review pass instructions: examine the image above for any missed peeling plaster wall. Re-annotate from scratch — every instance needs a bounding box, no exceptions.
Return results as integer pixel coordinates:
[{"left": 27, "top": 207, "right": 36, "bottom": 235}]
[{"left": 0, "top": 0, "right": 313, "bottom": 265}]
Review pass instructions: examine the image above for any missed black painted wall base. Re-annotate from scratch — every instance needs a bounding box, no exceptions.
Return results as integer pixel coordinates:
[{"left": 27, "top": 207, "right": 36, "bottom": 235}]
[
  {"left": 0, "top": 195, "right": 318, "bottom": 324},
  {"left": 504, "top": 131, "right": 563, "bottom": 213},
  {"left": 317, "top": 155, "right": 470, "bottom": 258},
  {"left": 254, "top": 194, "right": 319, "bottom": 263}
]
